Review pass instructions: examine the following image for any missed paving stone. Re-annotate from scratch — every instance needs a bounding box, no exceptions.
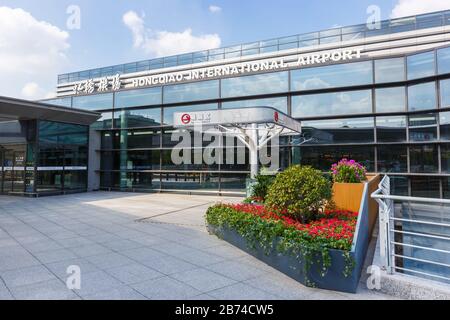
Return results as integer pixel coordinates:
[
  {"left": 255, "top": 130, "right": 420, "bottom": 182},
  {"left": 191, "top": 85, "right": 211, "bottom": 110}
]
[
  {"left": 85, "top": 252, "right": 135, "bottom": 270},
  {"left": 208, "top": 283, "right": 280, "bottom": 300},
  {"left": 105, "top": 263, "right": 164, "bottom": 284},
  {"left": 10, "top": 279, "right": 79, "bottom": 300},
  {"left": 140, "top": 255, "right": 199, "bottom": 275},
  {"left": 69, "top": 244, "right": 112, "bottom": 258},
  {"left": 71, "top": 270, "right": 126, "bottom": 297},
  {"left": 131, "top": 277, "right": 201, "bottom": 300},
  {"left": 45, "top": 258, "right": 100, "bottom": 280},
  {"left": 170, "top": 268, "right": 237, "bottom": 292},
  {"left": 2, "top": 265, "right": 57, "bottom": 288},
  {"left": 205, "top": 260, "right": 268, "bottom": 282},
  {"left": 33, "top": 248, "right": 78, "bottom": 264},
  {"left": 82, "top": 286, "right": 146, "bottom": 300}
]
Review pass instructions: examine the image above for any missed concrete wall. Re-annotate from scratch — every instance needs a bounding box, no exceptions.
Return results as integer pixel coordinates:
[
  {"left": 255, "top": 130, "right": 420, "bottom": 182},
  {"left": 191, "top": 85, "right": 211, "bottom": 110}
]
[{"left": 88, "top": 128, "right": 101, "bottom": 191}]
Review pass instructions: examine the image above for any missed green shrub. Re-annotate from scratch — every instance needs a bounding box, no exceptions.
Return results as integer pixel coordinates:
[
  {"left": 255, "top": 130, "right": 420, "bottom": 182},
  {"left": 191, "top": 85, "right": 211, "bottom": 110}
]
[
  {"left": 265, "top": 165, "right": 332, "bottom": 223},
  {"left": 251, "top": 174, "right": 276, "bottom": 201}
]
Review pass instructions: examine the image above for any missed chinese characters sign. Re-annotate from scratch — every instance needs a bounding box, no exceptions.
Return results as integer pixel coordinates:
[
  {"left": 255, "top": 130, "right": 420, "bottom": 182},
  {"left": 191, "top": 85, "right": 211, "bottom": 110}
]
[{"left": 73, "top": 74, "right": 121, "bottom": 95}]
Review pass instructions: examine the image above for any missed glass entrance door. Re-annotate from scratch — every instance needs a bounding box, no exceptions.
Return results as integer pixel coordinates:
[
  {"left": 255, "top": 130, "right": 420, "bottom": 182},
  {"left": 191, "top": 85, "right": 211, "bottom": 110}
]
[{"left": 1, "top": 145, "right": 26, "bottom": 193}]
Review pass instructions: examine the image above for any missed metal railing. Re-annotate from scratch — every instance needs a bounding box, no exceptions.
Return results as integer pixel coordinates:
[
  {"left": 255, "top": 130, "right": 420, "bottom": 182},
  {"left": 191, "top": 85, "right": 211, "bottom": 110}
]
[
  {"left": 372, "top": 175, "right": 450, "bottom": 284},
  {"left": 57, "top": 9, "right": 450, "bottom": 84}
]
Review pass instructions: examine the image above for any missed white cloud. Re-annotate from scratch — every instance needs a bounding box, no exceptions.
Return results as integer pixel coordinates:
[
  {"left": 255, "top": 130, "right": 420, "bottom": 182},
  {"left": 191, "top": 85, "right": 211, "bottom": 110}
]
[
  {"left": 391, "top": 0, "right": 450, "bottom": 18},
  {"left": 122, "top": 10, "right": 221, "bottom": 57},
  {"left": 0, "top": 7, "right": 70, "bottom": 100},
  {"left": 209, "top": 5, "right": 222, "bottom": 13}
]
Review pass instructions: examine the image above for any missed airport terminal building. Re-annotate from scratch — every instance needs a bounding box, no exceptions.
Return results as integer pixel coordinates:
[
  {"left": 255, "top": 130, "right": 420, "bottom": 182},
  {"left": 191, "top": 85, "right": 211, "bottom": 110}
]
[{"left": 3, "top": 9, "right": 450, "bottom": 197}]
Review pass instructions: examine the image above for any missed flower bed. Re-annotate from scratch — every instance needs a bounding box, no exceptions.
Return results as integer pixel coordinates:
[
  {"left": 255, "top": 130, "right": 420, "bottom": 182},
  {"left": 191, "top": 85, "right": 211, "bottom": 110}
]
[{"left": 206, "top": 204, "right": 365, "bottom": 293}]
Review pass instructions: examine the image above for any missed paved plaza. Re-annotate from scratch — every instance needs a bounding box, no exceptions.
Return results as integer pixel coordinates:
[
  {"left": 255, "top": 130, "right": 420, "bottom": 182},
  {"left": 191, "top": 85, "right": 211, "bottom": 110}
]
[{"left": 0, "top": 192, "right": 394, "bottom": 300}]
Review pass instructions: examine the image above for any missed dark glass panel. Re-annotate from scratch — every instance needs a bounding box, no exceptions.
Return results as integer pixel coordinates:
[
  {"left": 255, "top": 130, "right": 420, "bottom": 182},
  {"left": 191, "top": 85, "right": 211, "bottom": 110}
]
[
  {"left": 409, "top": 113, "right": 437, "bottom": 142},
  {"left": 114, "top": 87, "right": 162, "bottom": 108},
  {"left": 160, "top": 172, "right": 220, "bottom": 190},
  {"left": 221, "top": 72, "right": 289, "bottom": 98},
  {"left": 376, "top": 116, "right": 407, "bottom": 142},
  {"left": 377, "top": 145, "right": 408, "bottom": 173},
  {"left": 72, "top": 93, "right": 113, "bottom": 111},
  {"left": 411, "top": 176, "right": 440, "bottom": 198},
  {"left": 375, "top": 87, "right": 406, "bottom": 113},
  {"left": 222, "top": 97, "right": 288, "bottom": 113},
  {"left": 115, "top": 108, "right": 162, "bottom": 128},
  {"left": 163, "top": 80, "right": 219, "bottom": 104},
  {"left": 409, "top": 144, "right": 438, "bottom": 173}
]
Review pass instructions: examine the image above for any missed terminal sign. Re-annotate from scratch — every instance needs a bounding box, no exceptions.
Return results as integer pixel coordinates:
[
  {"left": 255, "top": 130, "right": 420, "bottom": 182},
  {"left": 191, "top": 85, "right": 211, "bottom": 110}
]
[{"left": 70, "top": 48, "right": 362, "bottom": 95}]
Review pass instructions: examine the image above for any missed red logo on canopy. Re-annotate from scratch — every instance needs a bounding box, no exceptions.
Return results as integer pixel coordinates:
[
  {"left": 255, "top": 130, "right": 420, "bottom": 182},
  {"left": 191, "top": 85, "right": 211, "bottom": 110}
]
[
  {"left": 181, "top": 114, "right": 191, "bottom": 124},
  {"left": 274, "top": 112, "right": 279, "bottom": 123}
]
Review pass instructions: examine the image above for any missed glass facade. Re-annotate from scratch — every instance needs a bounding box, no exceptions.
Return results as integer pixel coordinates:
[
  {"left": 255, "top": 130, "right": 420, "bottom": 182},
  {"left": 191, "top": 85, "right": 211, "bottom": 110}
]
[
  {"left": 52, "top": 41, "right": 450, "bottom": 197},
  {"left": 0, "top": 120, "right": 89, "bottom": 195}
]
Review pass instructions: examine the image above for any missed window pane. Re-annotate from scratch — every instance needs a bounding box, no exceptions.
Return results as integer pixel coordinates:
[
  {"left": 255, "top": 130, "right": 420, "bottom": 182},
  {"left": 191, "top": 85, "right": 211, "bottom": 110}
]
[
  {"left": 163, "top": 103, "right": 218, "bottom": 126},
  {"left": 376, "top": 116, "right": 407, "bottom": 142},
  {"left": 114, "top": 88, "right": 162, "bottom": 108},
  {"left": 92, "top": 112, "right": 113, "bottom": 130},
  {"left": 409, "top": 113, "right": 437, "bottom": 141},
  {"left": 221, "top": 72, "right": 288, "bottom": 98},
  {"left": 43, "top": 98, "right": 72, "bottom": 108},
  {"left": 100, "top": 172, "right": 161, "bottom": 190},
  {"left": 407, "top": 52, "right": 435, "bottom": 80},
  {"left": 440, "top": 79, "right": 450, "bottom": 108},
  {"left": 222, "top": 97, "right": 288, "bottom": 113},
  {"left": 295, "top": 145, "right": 374, "bottom": 172},
  {"left": 101, "top": 150, "right": 160, "bottom": 171},
  {"left": 377, "top": 145, "right": 407, "bottom": 173},
  {"left": 163, "top": 80, "right": 219, "bottom": 104},
  {"left": 441, "top": 144, "right": 450, "bottom": 173},
  {"left": 440, "top": 111, "right": 450, "bottom": 140},
  {"left": 291, "top": 61, "right": 373, "bottom": 91},
  {"left": 73, "top": 93, "right": 113, "bottom": 111},
  {"left": 114, "top": 108, "right": 161, "bottom": 128},
  {"left": 301, "top": 117, "right": 374, "bottom": 144},
  {"left": 375, "top": 87, "right": 406, "bottom": 113},
  {"left": 411, "top": 177, "right": 440, "bottom": 198},
  {"left": 409, "top": 144, "right": 438, "bottom": 173},
  {"left": 292, "top": 90, "right": 372, "bottom": 118},
  {"left": 437, "top": 47, "right": 450, "bottom": 75},
  {"left": 408, "top": 82, "right": 437, "bottom": 111},
  {"left": 390, "top": 176, "right": 409, "bottom": 196},
  {"left": 375, "top": 58, "right": 405, "bottom": 83},
  {"left": 101, "top": 130, "right": 160, "bottom": 150}
]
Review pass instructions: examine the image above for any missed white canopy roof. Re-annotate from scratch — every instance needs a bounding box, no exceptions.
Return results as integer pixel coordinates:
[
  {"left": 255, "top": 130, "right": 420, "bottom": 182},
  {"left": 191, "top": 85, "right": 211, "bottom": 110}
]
[{"left": 173, "top": 107, "right": 301, "bottom": 134}]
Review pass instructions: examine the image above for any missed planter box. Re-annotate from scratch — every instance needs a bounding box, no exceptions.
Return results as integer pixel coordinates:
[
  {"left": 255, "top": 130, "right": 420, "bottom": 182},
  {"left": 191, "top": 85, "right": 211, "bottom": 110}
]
[
  {"left": 208, "top": 225, "right": 360, "bottom": 293},
  {"left": 207, "top": 175, "right": 381, "bottom": 294}
]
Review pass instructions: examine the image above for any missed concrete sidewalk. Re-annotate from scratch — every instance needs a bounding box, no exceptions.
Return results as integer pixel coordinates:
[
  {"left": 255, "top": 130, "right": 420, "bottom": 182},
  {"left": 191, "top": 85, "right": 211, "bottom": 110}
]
[{"left": 0, "top": 192, "right": 394, "bottom": 300}]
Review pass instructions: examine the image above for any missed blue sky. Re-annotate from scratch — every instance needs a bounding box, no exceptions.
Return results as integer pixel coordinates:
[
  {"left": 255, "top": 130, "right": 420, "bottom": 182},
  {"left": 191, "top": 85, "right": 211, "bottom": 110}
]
[{"left": 0, "top": 0, "right": 449, "bottom": 99}]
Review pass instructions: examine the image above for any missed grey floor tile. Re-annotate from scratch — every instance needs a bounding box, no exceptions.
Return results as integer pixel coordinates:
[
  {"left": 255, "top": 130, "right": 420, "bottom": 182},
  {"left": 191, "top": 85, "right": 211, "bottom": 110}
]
[
  {"left": 85, "top": 252, "right": 135, "bottom": 270},
  {"left": 0, "top": 253, "right": 41, "bottom": 272},
  {"left": 140, "top": 255, "right": 199, "bottom": 275},
  {"left": 56, "top": 237, "right": 96, "bottom": 249},
  {"left": 72, "top": 270, "right": 124, "bottom": 297},
  {"left": 105, "top": 263, "right": 164, "bottom": 284},
  {"left": 170, "top": 268, "right": 237, "bottom": 292},
  {"left": 131, "top": 277, "right": 201, "bottom": 300},
  {"left": 2, "top": 265, "right": 57, "bottom": 288},
  {"left": 10, "top": 279, "right": 79, "bottom": 300},
  {"left": 205, "top": 260, "right": 267, "bottom": 282},
  {"left": 22, "top": 240, "right": 63, "bottom": 253},
  {"left": 208, "top": 283, "right": 281, "bottom": 300},
  {"left": 69, "top": 244, "right": 112, "bottom": 258},
  {"left": 45, "top": 258, "right": 100, "bottom": 280},
  {"left": 82, "top": 285, "right": 147, "bottom": 300},
  {"left": 33, "top": 248, "right": 78, "bottom": 264}
]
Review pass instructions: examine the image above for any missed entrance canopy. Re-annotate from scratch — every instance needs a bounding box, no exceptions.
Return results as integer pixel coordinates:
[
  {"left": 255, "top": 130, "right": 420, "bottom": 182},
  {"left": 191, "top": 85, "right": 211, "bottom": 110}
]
[
  {"left": 0, "top": 96, "right": 100, "bottom": 126},
  {"left": 173, "top": 107, "right": 301, "bottom": 134},
  {"left": 174, "top": 107, "right": 303, "bottom": 178}
]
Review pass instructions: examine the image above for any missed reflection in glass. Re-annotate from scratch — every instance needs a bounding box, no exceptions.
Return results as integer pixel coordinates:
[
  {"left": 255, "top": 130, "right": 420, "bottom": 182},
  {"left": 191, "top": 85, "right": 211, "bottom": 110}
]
[
  {"left": 441, "top": 144, "right": 450, "bottom": 173},
  {"left": 114, "top": 87, "right": 162, "bottom": 108},
  {"left": 377, "top": 145, "right": 407, "bottom": 173},
  {"left": 301, "top": 117, "right": 374, "bottom": 144},
  {"left": 73, "top": 93, "right": 113, "bottom": 110},
  {"left": 408, "top": 82, "right": 437, "bottom": 111},
  {"left": 411, "top": 177, "right": 440, "bottom": 198},
  {"left": 292, "top": 90, "right": 372, "bottom": 117},
  {"left": 91, "top": 112, "right": 113, "bottom": 130},
  {"left": 409, "top": 144, "right": 438, "bottom": 173},
  {"left": 375, "top": 87, "right": 406, "bottom": 113},
  {"left": 376, "top": 116, "right": 407, "bottom": 142},
  {"left": 437, "top": 47, "right": 450, "bottom": 75},
  {"left": 115, "top": 108, "right": 161, "bottom": 128},
  {"left": 221, "top": 72, "right": 289, "bottom": 98},
  {"left": 407, "top": 52, "right": 435, "bottom": 80},
  {"left": 291, "top": 61, "right": 373, "bottom": 91},
  {"left": 440, "top": 111, "right": 450, "bottom": 140},
  {"left": 375, "top": 58, "right": 405, "bottom": 83},
  {"left": 222, "top": 97, "right": 288, "bottom": 113},
  {"left": 409, "top": 113, "right": 437, "bottom": 141},
  {"left": 295, "top": 145, "right": 374, "bottom": 172},
  {"left": 163, "top": 80, "right": 219, "bottom": 104},
  {"left": 440, "top": 79, "right": 450, "bottom": 108}
]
